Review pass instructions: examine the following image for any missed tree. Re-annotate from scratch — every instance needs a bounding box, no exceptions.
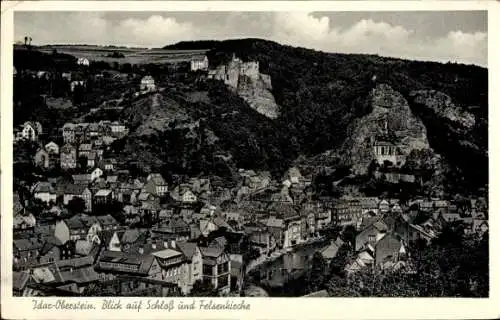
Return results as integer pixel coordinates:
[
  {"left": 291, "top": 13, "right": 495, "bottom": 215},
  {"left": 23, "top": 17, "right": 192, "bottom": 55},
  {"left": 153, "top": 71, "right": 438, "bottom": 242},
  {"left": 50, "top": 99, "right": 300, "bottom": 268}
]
[
  {"left": 67, "top": 197, "right": 86, "bottom": 215},
  {"left": 190, "top": 280, "right": 218, "bottom": 297},
  {"left": 306, "top": 252, "right": 327, "bottom": 293},
  {"left": 340, "top": 225, "right": 357, "bottom": 248}
]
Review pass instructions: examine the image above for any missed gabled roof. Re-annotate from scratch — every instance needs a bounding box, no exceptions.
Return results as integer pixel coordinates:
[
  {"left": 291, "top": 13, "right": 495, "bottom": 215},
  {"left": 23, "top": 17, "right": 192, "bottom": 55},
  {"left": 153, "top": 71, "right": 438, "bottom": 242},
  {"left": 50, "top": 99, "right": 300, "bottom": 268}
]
[
  {"left": 63, "top": 183, "right": 88, "bottom": 195},
  {"left": 320, "top": 242, "right": 341, "bottom": 260},
  {"left": 176, "top": 241, "right": 199, "bottom": 261},
  {"left": 152, "top": 248, "right": 183, "bottom": 259},
  {"left": 13, "top": 271, "right": 30, "bottom": 291},
  {"left": 72, "top": 174, "right": 91, "bottom": 183},
  {"left": 120, "top": 229, "right": 142, "bottom": 244},
  {"left": 32, "top": 182, "right": 55, "bottom": 194},
  {"left": 79, "top": 144, "right": 92, "bottom": 152},
  {"left": 14, "top": 238, "right": 44, "bottom": 251},
  {"left": 96, "top": 214, "right": 117, "bottom": 226},
  {"left": 75, "top": 240, "right": 94, "bottom": 256},
  {"left": 56, "top": 255, "right": 94, "bottom": 269},
  {"left": 148, "top": 173, "right": 167, "bottom": 186},
  {"left": 200, "top": 245, "right": 224, "bottom": 258},
  {"left": 95, "top": 189, "right": 112, "bottom": 197},
  {"left": 96, "top": 250, "right": 156, "bottom": 275},
  {"left": 138, "top": 192, "right": 153, "bottom": 201}
]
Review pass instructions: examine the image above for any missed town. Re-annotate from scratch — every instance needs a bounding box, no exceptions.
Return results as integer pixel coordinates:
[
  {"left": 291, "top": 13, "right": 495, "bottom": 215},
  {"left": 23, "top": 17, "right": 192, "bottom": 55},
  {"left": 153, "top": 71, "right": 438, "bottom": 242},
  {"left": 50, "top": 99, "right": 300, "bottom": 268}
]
[{"left": 12, "top": 41, "right": 489, "bottom": 298}]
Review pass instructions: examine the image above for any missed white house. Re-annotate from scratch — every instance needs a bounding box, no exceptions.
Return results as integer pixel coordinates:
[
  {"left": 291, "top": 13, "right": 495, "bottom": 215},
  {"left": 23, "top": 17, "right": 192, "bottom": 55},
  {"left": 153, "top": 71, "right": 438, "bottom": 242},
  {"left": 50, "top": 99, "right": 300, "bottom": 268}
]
[
  {"left": 190, "top": 55, "right": 209, "bottom": 72},
  {"left": 45, "top": 141, "right": 59, "bottom": 155},
  {"left": 21, "top": 121, "right": 43, "bottom": 141},
  {"left": 31, "top": 182, "right": 57, "bottom": 204},
  {"left": 70, "top": 80, "right": 85, "bottom": 92},
  {"left": 90, "top": 167, "right": 103, "bottom": 182},
  {"left": 77, "top": 57, "right": 90, "bottom": 66},
  {"left": 140, "top": 76, "right": 156, "bottom": 92}
]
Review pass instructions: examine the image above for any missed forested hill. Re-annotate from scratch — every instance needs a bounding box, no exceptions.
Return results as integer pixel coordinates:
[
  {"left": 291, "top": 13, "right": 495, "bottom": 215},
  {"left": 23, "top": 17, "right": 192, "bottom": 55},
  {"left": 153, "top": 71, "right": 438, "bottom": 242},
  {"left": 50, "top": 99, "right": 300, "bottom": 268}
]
[{"left": 164, "top": 39, "right": 488, "bottom": 193}]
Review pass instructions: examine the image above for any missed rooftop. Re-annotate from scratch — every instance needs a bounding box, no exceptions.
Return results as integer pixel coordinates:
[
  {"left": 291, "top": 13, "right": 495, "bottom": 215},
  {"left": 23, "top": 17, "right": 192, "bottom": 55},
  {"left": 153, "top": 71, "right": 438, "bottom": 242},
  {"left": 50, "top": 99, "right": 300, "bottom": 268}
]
[{"left": 152, "top": 248, "right": 183, "bottom": 259}]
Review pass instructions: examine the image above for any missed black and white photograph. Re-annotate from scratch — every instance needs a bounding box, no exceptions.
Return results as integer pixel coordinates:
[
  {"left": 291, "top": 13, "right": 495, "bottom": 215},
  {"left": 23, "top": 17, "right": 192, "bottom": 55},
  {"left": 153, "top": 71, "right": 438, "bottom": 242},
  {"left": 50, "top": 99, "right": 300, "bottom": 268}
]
[{"left": 6, "top": 6, "right": 490, "bottom": 302}]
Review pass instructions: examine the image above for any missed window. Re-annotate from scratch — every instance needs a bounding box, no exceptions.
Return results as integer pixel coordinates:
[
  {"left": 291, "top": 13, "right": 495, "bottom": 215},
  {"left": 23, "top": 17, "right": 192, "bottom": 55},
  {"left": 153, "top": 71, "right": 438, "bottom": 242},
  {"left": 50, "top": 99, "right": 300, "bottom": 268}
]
[
  {"left": 203, "top": 265, "right": 214, "bottom": 276},
  {"left": 218, "top": 275, "right": 229, "bottom": 288},
  {"left": 368, "top": 235, "right": 376, "bottom": 242}
]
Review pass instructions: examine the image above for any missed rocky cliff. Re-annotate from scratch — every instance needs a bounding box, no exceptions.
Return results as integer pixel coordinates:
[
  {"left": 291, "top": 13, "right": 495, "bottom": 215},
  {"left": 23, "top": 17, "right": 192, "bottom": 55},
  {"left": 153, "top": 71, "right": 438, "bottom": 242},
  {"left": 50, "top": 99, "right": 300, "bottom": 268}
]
[
  {"left": 237, "top": 73, "right": 280, "bottom": 119},
  {"left": 409, "top": 90, "right": 476, "bottom": 133},
  {"left": 339, "top": 83, "right": 430, "bottom": 174}
]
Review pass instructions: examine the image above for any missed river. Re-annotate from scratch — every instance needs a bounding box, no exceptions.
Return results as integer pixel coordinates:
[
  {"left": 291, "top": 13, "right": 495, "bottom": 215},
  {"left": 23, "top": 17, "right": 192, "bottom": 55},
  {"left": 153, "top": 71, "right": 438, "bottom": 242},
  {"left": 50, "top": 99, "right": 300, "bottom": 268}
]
[{"left": 246, "top": 239, "right": 330, "bottom": 296}]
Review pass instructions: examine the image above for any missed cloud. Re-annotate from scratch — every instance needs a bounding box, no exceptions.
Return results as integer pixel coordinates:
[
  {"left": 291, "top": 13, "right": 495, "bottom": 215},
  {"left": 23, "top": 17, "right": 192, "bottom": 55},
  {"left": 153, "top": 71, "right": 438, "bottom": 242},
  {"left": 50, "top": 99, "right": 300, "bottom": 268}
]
[
  {"left": 270, "top": 13, "right": 486, "bottom": 66},
  {"left": 14, "top": 12, "right": 487, "bottom": 66},
  {"left": 116, "top": 15, "right": 195, "bottom": 46}
]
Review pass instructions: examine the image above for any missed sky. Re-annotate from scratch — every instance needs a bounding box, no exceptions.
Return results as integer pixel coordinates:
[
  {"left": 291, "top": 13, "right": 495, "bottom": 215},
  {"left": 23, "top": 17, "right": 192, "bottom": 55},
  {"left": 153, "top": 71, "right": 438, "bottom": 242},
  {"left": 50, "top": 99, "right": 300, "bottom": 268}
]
[{"left": 14, "top": 11, "right": 487, "bottom": 67}]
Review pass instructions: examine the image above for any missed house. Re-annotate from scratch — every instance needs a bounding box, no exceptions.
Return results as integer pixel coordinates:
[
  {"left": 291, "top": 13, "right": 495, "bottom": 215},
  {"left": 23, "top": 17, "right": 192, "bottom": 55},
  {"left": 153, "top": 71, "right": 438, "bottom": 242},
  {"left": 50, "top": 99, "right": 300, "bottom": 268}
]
[
  {"left": 374, "top": 233, "right": 406, "bottom": 266},
  {"left": 408, "top": 224, "right": 436, "bottom": 244},
  {"left": 65, "top": 215, "right": 96, "bottom": 241},
  {"left": 45, "top": 141, "right": 59, "bottom": 155},
  {"left": 38, "top": 237, "right": 64, "bottom": 264},
  {"left": 63, "top": 184, "right": 92, "bottom": 212},
  {"left": 320, "top": 238, "right": 345, "bottom": 263},
  {"left": 72, "top": 174, "right": 91, "bottom": 185},
  {"left": 171, "top": 185, "right": 198, "bottom": 204},
  {"left": 96, "top": 215, "right": 119, "bottom": 231},
  {"left": 77, "top": 57, "right": 90, "bottom": 66},
  {"left": 90, "top": 168, "right": 103, "bottom": 181},
  {"left": 95, "top": 251, "right": 162, "bottom": 280},
  {"left": 110, "top": 121, "right": 127, "bottom": 136},
  {"left": 332, "top": 198, "right": 362, "bottom": 227},
  {"left": 200, "top": 246, "right": 231, "bottom": 294},
  {"left": 13, "top": 213, "right": 36, "bottom": 232},
  {"left": 101, "top": 158, "right": 117, "bottom": 172},
  {"left": 145, "top": 173, "right": 169, "bottom": 197},
  {"left": 78, "top": 143, "right": 92, "bottom": 158},
  {"left": 87, "top": 151, "right": 98, "bottom": 168},
  {"left": 473, "top": 219, "right": 488, "bottom": 236},
  {"left": 34, "top": 148, "right": 51, "bottom": 169},
  {"left": 62, "top": 123, "right": 76, "bottom": 143},
  {"left": 13, "top": 238, "right": 44, "bottom": 267},
  {"left": 266, "top": 203, "right": 303, "bottom": 248},
  {"left": 13, "top": 271, "right": 31, "bottom": 296},
  {"left": 99, "top": 230, "right": 122, "bottom": 252},
  {"left": 355, "top": 219, "right": 388, "bottom": 252},
  {"left": 32, "top": 182, "right": 57, "bottom": 204},
  {"left": 60, "top": 144, "right": 77, "bottom": 169},
  {"left": 249, "top": 230, "right": 276, "bottom": 255},
  {"left": 190, "top": 55, "right": 209, "bottom": 72},
  {"left": 199, "top": 215, "right": 234, "bottom": 237},
  {"left": 21, "top": 121, "right": 43, "bottom": 141},
  {"left": 372, "top": 140, "right": 406, "bottom": 167},
  {"left": 120, "top": 229, "right": 145, "bottom": 252},
  {"left": 140, "top": 75, "right": 155, "bottom": 92},
  {"left": 260, "top": 217, "right": 283, "bottom": 247},
  {"left": 71, "top": 80, "right": 86, "bottom": 92},
  {"left": 176, "top": 241, "right": 203, "bottom": 294},
  {"left": 153, "top": 248, "right": 189, "bottom": 292},
  {"left": 152, "top": 218, "right": 191, "bottom": 244},
  {"left": 378, "top": 199, "right": 391, "bottom": 213},
  {"left": 94, "top": 189, "right": 113, "bottom": 204}
]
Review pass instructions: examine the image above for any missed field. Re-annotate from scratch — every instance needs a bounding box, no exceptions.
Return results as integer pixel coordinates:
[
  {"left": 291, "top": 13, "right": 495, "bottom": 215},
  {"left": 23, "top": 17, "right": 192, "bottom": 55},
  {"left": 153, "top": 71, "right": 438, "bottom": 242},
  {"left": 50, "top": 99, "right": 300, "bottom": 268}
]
[{"left": 36, "top": 45, "right": 209, "bottom": 65}]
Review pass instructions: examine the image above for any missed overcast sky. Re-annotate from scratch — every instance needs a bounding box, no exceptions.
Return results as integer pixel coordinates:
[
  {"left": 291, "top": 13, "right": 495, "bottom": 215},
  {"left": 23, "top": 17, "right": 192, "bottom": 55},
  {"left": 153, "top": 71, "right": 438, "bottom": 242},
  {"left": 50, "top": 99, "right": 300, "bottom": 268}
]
[{"left": 14, "top": 11, "right": 487, "bottom": 67}]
